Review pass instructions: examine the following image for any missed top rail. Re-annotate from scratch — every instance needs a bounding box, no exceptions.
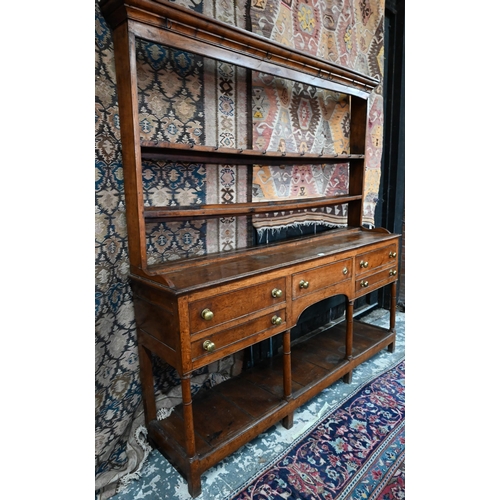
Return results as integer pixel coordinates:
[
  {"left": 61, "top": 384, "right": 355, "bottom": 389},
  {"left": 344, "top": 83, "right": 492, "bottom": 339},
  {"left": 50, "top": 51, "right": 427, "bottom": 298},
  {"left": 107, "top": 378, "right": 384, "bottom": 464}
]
[{"left": 99, "top": 0, "right": 379, "bottom": 98}]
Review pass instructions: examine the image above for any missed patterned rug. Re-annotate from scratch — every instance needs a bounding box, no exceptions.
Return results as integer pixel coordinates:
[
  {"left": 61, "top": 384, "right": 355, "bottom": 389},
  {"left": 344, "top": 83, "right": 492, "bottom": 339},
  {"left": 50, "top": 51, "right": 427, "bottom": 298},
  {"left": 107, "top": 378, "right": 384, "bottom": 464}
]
[{"left": 227, "top": 360, "right": 405, "bottom": 500}]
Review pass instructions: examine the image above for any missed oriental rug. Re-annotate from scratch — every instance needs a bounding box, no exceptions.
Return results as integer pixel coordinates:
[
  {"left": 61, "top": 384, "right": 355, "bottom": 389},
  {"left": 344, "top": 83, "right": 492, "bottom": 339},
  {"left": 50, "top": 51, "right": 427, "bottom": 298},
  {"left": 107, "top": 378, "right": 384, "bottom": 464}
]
[{"left": 227, "top": 359, "right": 405, "bottom": 500}]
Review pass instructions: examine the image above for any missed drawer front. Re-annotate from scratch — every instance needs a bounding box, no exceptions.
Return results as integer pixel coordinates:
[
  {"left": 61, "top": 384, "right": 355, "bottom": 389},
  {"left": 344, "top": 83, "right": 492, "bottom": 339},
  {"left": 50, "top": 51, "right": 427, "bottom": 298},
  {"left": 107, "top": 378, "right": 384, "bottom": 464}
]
[
  {"left": 189, "top": 277, "right": 286, "bottom": 334},
  {"left": 191, "top": 308, "right": 287, "bottom": 366},
  {"left": 355, "top": 266, "right": 398, "bottom": 296},
  {"left": 355, "top": 244, "right": 398, "bottom": 276},
  {"left": 292, "top": 258, "right": 352, "bottom": 299}
]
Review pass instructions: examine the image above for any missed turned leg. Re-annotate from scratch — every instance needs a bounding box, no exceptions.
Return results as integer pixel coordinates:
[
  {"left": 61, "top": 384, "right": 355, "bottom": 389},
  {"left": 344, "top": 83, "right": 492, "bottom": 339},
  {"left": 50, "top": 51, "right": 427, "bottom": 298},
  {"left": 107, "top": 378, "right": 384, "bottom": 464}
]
[
  {"left": 282, "top": 329, "right": 294, "bottom": 429},
  {"left": 343, "top": 299, "right": 354, "bottom": 383},
  {"left": 180, "top": 375, "right": 201, "bottom": 497},
  {"left": 388, "top": 281, "right": 397, "bottom": 353}
]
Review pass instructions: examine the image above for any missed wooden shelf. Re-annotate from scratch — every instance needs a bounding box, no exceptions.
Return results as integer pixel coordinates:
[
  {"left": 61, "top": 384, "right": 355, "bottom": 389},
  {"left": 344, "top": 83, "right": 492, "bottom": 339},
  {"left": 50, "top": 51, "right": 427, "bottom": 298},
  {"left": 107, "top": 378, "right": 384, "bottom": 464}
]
[
  {"left": 147, "top": 319, "right": 394, "bottom": 477},
  {"left": 143, "top": 196, "right": 359, "bottom": 221},
  {"left": 144, "top": 227, "right": 395, "bottom": 286},
  {"left": 141, "top": 142, "right": 363, "bottom": 165}
]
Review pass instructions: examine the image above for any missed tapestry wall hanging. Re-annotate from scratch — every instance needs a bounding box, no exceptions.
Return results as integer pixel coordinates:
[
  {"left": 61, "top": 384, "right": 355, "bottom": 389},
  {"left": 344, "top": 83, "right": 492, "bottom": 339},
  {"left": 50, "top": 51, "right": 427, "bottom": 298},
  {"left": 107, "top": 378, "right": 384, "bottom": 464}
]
[
  {"left": 95, "top": 0, "right": 385, "bottom": 497},
  {"left": 249, "top": 0, "right": 384, "bottom": 239},
  {"left": 96, "top": 1, "right": 251, "bottom": 496},
  {"left": 251, "top": 77, "right": 352, "bottom": 240}
]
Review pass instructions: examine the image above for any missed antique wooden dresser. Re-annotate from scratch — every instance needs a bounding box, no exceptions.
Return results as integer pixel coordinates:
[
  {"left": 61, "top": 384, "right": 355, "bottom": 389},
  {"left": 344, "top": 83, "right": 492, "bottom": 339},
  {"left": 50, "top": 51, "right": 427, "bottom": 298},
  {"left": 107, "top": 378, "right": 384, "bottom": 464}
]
[{"left": 99, "top": 0, "right": 400, "bottom": 496}]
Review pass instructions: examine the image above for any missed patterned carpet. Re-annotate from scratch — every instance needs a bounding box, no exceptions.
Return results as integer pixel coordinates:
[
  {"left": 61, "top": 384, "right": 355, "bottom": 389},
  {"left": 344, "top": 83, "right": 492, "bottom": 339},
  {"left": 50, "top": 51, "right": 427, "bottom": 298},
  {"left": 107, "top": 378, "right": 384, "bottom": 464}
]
[
  {"left": 108, "top": 308, "right": 405, "bottom": 500},
  {"left": 230, "top": 360, "right": 404, "bottom": 499}
]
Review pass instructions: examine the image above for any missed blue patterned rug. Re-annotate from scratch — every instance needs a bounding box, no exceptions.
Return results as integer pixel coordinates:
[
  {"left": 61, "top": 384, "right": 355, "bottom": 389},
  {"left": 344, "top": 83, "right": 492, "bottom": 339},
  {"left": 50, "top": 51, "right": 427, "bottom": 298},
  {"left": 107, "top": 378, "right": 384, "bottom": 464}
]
[{"left": 109, "top": 309, "right": 405, "bottom": 500}]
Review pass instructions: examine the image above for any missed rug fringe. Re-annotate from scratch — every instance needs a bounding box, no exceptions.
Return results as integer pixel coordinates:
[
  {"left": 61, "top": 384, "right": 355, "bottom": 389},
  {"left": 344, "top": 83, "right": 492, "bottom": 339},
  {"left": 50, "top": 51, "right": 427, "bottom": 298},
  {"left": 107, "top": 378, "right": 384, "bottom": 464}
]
[
  {"left": 255, "top": 221, "right": 346, "bottom": 243},
  {"left": 116, "top": 426, "right": 152, "bottom": 493},
  {"left": 157, "top": 406, "right": 173, "bottom": 421}
]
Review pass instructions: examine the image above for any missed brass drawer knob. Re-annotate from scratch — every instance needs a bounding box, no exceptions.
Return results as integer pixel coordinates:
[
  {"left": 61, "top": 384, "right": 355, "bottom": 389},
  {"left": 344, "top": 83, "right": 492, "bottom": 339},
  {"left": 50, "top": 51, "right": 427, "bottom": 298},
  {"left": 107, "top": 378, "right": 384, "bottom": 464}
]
[
  {"left": 389, "top": 269, "right": 398, "bottom": 276},
  {"left": 271, "top": 315, "right": 283, "bottom": 326},
  {"left": 203, "top": 340, "right": 216, "bottom": 352},
  {"left": 342, "top": 267, "right": 348, "bottom": 275},
  {"left": 360, "top": 280, "right": 369, "bottom": 288},
  {"left": 201, "top": 308, "right": 214, "bottom": 321},
  {"left": 271, "top": 288, "right": 283, "bottom": 298},
  {"left": 360, "top": 260, "right": 369, "bottom": 268},
  {"left": 299, "top": 279, "right": 309, "bottom": 289},
  {"left": 389, "top": 251, "right": 397, "bottom": 258}
]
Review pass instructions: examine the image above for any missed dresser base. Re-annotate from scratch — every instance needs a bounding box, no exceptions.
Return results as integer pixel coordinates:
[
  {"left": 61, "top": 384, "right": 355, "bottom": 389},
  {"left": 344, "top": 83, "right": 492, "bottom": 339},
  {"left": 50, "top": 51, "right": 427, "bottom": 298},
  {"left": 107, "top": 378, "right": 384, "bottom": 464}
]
[{"left": 146, "top": 318, "right": 396, "bottom": 497}]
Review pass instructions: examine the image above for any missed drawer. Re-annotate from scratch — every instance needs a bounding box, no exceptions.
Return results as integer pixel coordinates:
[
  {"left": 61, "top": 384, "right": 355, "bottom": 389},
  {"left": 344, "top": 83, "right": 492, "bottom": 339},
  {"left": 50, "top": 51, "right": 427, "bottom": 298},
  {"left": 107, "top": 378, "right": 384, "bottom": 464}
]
[
  {"left": 355, "top": 243, "right": 398, "bottom": 276},
  {"left": 191, "top": 308, "right": 287, "bottom": 367},
  {"left": 189, "top": 277, "right": 286, "bottom": 334},
  {"left": 292, "top": 258, "right": 352, "bottom": 299},
  {"left": 355, "top": 266, "right": 398, "bottom": 296}
]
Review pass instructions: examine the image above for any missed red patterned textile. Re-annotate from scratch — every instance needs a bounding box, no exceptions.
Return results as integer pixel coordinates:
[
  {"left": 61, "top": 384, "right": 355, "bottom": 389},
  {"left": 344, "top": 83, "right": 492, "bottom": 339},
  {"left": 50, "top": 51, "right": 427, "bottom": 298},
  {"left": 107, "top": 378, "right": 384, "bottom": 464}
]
[
  {"left": 250, "top": 0, "right": 385, "bottom": 231},
  {"left": 230, "top": 360, "right": 405, "bottom": 500}
]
